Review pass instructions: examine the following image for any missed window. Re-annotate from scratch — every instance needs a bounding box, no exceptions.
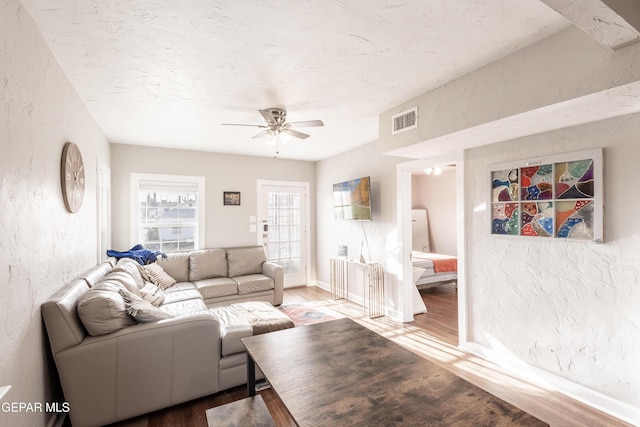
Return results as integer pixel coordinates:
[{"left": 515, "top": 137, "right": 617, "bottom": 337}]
[{"left": 131, "top": 174, "right": 205, "bottom": 252}]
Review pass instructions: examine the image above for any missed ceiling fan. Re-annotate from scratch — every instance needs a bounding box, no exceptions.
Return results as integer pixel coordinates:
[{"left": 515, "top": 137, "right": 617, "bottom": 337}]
[{"left": 222, "top": 107, "right": 324, "bottom": 142}]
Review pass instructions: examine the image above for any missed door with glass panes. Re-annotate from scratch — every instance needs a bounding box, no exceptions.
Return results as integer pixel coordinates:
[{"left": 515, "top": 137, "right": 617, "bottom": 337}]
[{"left": 258, "top": 183, "right": 308, "bottom": 288}]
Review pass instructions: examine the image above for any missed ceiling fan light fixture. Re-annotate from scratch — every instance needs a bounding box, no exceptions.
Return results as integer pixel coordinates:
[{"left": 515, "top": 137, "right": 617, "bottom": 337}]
[
  {"left": 278, "top": 130, "right": 292, "bottom": 144},
  {"left": 222, "top": 107, "right": 324, "bottom": 155},
  {"left": 260, "top": 130, "right": 276, "bottom": 145}
]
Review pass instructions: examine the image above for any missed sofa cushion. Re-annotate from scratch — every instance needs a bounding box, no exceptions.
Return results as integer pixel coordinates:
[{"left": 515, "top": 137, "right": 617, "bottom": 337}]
[
  {"left": 226, "top": 247, "right": 267, "bottom": 277},
  {"left": 119, "top": 289, "right": 173, "bottom": 323},
  {"left": 163, "top": 281, "right": 197, "bottom": 293},
  {"left": 189, "top": 249, "right": 227, "bottom": 281},
  {"left": 113, "top": 259, "right": 150, "bottom": 289},
  {"left": 230, "top": 301, "right": 294, "bottom": 335},
  {"left": 209, "top": 306, "right": 254, "bottom": 356},
  {"left": 194, "top": 278, "right": 238, "bottom": 299},
  {"left": 78, "top": 262, "right": 113, "bottom": 287},
  {"left": 161, "top": 289, "right": 202, "bottom": 305},
  {"left": 159, "top": 298, "right": 208, "bottom": 317},
  {"left": 77, "top": 281, "right": 137, "bottom": 336},
  {"left": 139, "top": 282, "right": 165, "bottom": 306},
  {"left": 233, "top": 274, "right": 274, "bottom": 294},
  {"left": 100, "top": 271, "right": 141, "bottom": 296},
  {"left": 143, "top": 263, "right": 177, "bottom": 290},
  {"left": 156, "top": 252, "right": 190, "bottom": 282}
]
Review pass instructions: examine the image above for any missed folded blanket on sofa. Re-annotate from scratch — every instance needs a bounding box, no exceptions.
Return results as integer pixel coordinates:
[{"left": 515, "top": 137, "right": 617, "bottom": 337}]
[{"left": 107, "top": 244, "right": 167, "bottom": 265}]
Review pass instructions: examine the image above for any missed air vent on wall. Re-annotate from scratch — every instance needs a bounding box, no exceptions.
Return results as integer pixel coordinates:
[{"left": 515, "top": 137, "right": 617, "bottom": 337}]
[{"left": 392, "top": 107, "right": 418, "bottom": 135}]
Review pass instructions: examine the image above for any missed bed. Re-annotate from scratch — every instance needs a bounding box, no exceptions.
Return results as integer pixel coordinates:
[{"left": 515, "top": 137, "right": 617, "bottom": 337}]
[{"left": 411, "top": 251, "right": 457, "bottom": 290}]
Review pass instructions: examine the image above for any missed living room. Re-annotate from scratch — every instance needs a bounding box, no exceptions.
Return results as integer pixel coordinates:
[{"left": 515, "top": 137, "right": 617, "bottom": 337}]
[{"left": 2, "top": 1, "right": 640, "bottom": 426}]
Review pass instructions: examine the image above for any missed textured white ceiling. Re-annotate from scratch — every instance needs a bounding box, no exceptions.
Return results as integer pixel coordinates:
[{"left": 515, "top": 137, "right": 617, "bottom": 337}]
[{"left": 22, "top": 0, "right": 568, "bottom": 160}]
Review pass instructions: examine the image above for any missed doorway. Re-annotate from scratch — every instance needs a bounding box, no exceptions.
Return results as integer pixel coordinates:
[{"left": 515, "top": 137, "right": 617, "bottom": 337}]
[
  {"left": 396, "top": 153, "right": 467, "bottom": 346},
  {"left": 257, "top": 180, "right": 310, "bottom": 288}
]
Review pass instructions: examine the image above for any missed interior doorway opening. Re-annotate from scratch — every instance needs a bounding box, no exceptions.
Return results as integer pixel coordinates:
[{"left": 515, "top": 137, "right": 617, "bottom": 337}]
[{"left": 397, "top": 153, "right": 467, "bottom": 346}]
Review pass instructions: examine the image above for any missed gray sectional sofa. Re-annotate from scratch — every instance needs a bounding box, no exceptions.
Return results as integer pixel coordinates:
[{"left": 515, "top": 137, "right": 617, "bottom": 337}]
[
  {"left": 41, "top": 246, "right": 292, "bottom": 427},
  {"left": 156, "top": 246, "right": 284, "bottom": 307}
]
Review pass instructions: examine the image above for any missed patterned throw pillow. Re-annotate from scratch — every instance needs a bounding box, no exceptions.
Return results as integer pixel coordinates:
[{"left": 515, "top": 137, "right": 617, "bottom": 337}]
[{"left": 143, "top": 263, "right": 177, "bottom": 290}]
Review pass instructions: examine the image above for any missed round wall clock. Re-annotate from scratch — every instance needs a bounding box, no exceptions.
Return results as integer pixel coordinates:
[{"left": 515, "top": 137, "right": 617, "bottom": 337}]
[{"left": 60, "top": 142, "right": 85, "bottom": 213}]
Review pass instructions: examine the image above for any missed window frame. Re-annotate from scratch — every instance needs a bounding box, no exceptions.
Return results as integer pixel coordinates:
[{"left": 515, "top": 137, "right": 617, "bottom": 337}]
[{"left": 130, "top": 173, "right": 205, "bottom": 252}]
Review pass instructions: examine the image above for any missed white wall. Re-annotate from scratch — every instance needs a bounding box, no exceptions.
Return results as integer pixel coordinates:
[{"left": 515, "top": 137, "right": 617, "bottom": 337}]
[
  {"left": 411, "top": 168, "right": 457, "bottom": 256},
  {"left": 465, "top": 114, "right": 640, "bottom": 414},
  {"left": 109, "top": 144, "right": 316, "bottom": 275},
  {"left": 376, "top": 16, "right": 640, "bottom": 421},
  {"left": 315, "top": 142, "right": 405, "bottom": 311},
  {"left": 380, "top": 26, "right": 640, "bottom": 154},
  {"left": 0, "top": 1, "right": 111, "bottom": 426}
]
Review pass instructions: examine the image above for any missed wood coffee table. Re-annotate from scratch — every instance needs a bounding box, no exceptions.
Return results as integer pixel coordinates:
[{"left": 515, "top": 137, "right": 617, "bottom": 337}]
[{"left": 242, "top": 318, "right": 547, "bottom": 426}]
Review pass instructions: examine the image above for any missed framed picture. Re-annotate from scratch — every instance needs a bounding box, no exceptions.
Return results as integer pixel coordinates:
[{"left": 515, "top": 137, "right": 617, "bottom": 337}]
[
  {"left": 489, "top": 148, "right": 602, "bottom": 242},
  {"left": 223, "top": 191, "right": 241, "bottom": 206}
]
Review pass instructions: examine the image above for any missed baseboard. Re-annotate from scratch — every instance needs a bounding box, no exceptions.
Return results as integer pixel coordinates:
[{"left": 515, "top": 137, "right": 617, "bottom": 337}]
[
  {"left": 312, "top": 280, "right": 329, "bottom": 292},
  {"left": 461, "top": 341, "right": 640, "bottom": 426},
  {"left": 312, "top": 280, "right": 403, "bottom": 322}
]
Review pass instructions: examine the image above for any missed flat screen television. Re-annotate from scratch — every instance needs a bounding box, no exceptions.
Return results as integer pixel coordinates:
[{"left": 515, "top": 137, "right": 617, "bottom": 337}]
[{"left": 333, "top": 176, "right": 372, "bottom": 220}]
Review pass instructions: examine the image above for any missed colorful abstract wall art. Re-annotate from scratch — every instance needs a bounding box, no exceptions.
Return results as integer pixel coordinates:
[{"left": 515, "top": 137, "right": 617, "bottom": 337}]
[
  {"left": 490, "top": 153, "right": 600, "bottom": 241},
  {"left": 556, "top": 200, "right": 594, "bottom": 239},
  {"left": 492, "top": 202, "right": 519, "bottom": 235},
  {"left": 521, "top": 164, "right": 552, "bottom": 200},
  {"left": 521, "top": 201, "right": 554, "bottom": 237},
  {"left": 492, "top": 169, "right": 518, "bottom": 202},
  {"left": 555, "top": 159, "right": 594, "bottom": 199}
]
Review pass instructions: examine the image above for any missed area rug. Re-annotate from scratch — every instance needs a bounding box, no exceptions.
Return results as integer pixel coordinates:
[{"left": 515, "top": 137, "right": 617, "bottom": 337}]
[{"left": 279, "top": 302, "right": 345, "bottom": 326}]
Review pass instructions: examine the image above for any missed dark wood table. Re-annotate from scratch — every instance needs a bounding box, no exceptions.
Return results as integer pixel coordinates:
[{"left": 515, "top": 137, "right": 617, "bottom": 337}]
[{"left": 242, "top": 318, "right": 547, "bottom": 426}]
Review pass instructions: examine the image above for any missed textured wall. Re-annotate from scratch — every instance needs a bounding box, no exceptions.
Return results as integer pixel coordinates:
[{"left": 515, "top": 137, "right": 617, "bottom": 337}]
[
  {"left": 380, "top": 25, "right": 640, "bottom": 155},
  {"left": 109, "top": 144, "right": 316, "bottom": 273},
  {"left": 0, "top": 1, "right": 110, "bottom": 426},
  {"left": 315, "top": 142, "right": 405, "bottom": 310},
  {"left": 465, "top": 114, "right": 640, "bottom": 409}
]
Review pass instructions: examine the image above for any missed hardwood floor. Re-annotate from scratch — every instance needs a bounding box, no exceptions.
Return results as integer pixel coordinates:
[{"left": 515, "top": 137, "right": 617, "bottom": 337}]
[{"left": 106, "top": 284, "right": 632, "bottom": 427}]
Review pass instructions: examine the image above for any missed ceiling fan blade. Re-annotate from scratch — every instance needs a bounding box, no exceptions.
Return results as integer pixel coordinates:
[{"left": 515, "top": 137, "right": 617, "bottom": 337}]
[
  {"left": 221, "top": 123, "right": 267, "bottom": 128},
  {"left": 288, "top": 120, "right": 324, "bottom": 127},
  {"left": 252, "top": 129, "right": 273, "bottom": 139},
  {"left": 259, "top": 109, "right": 277, "bottom": 125},
  {"left": 282, "top": 128, "right": 310, "bottom": 139}
]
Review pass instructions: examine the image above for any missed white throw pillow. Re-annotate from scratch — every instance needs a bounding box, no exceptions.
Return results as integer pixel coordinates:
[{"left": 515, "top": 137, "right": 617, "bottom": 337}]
[
  {"left": 77, "top": 282, "right": 137, "bottom": 336},
  {"left": 113, "top": 259, "right": 151, "bottom": 288},
  {"left": 139, "top": 282, "right": 165, "bottom": 306},
  {"left": 119, "top": 289, "right": 173, "bottom": 323}
]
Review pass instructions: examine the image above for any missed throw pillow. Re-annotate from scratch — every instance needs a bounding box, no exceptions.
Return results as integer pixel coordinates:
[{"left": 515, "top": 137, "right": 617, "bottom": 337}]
[
  {"left": 113, "top": 259, "right": 152, "bottom": 288},
  {"left": 118, "top": 289, "right": 173, "bottom": 323},
  {"left": 99, "top": 271, "right": 141, "bottom": 296},
  {"left": 139, "top": 282, "right": 165, "bottom": 306},
  {"left": 77, "top": 281, "right": 137, "bottom": 336},
  {"left": 143, "top": 263, "right": 177, "bottom": 290}
]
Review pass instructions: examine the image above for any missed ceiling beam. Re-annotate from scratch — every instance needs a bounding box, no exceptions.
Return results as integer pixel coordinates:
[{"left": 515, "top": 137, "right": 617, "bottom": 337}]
[{"left": 540, "top": 0, "right": 640, "bottom": 49}]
